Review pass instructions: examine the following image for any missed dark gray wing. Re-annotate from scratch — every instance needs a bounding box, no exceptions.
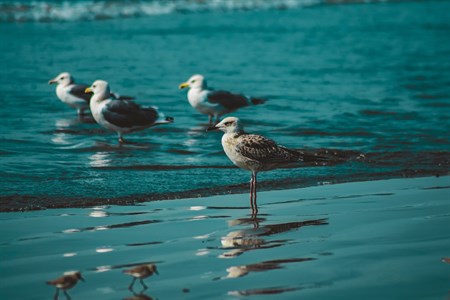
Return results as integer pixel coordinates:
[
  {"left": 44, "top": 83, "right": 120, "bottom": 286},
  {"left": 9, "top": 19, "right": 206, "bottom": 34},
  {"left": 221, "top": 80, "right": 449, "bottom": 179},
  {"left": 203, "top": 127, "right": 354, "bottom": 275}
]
[
  {"left": 236, "top": 134, "right": 300, "bottom": 164},
  {"left": 102, "top": 100, "right": 158, "bottom": 128},
  {"left": 110, "top": 92, "right": 135, "bottom": 101},
  {"left": 68, "top": 84, "right": 91, "bottom": 102},
  {"left": 207, "top": 90, "right": 249, "bottom": 110}
]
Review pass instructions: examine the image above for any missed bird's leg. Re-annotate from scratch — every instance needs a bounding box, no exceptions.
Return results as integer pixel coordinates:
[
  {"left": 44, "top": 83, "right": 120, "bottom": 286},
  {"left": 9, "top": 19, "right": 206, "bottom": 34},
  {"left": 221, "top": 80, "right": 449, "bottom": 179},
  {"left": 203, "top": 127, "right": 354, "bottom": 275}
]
[
  {"left": 118, "top": 133, "right": 126, "bottom": 144},
  {"left": 128, "top": 277, "right": 137, "bottom": 291},
  {"left": 53, "top": 288, "right": 60, "bottom": 300},
  {"left": 249, "top": 172, "right": 258, "bottom": 216},
  {"left": 208, "top": 115, "right": 213, "bottom": 125},
  {"left": 249, "top": 172, "right": 258, "bottom": 217},
  {"left": 249, "top": 174, "right": 254, "bottom": 212},
  {"left": 63, "top": 289, "right": 71, "bottom": 300},
  {"left": 140, "top": 278, "right": 148, "bottom": 290},
  {"left": 252, "top": 172, "right": 258, "bottom": 216}
]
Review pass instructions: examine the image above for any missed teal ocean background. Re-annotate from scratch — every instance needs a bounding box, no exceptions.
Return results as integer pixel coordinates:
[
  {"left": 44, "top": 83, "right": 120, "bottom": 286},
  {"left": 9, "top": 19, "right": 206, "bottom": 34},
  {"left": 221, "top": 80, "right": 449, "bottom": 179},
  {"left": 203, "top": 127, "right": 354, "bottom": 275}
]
[
  {"left": 0, "top": 0, "right": 449, "bottom": 207},
  {"left": 0, "top": 1, "right": 449, "bottom": 299}
]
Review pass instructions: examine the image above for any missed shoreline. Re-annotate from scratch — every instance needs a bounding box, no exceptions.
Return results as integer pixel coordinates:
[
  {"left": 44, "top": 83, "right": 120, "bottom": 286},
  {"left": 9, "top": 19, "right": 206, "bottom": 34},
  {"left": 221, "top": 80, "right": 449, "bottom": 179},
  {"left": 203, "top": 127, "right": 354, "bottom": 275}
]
[{"left": 2, "top": 169, "right": 447, "bottom": 212}]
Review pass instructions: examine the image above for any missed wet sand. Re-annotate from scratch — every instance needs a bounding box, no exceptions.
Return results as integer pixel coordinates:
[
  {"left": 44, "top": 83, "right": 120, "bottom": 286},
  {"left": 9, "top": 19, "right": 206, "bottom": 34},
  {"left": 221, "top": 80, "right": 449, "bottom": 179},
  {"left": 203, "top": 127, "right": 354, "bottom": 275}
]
[{"left": 1, "top": 176, "right": 448, "bottom": 299}]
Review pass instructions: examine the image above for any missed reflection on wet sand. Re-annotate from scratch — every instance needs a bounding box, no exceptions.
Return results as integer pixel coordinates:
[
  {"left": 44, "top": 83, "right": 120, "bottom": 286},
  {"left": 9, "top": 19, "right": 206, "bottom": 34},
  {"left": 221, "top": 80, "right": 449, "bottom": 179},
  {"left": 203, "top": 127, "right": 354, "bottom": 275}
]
[
  {"left": 219, "top": 217, "right": 328, "bottom": 258},
  {"left": 123, "top": 291, "right": 154, "bottom": 300},
  {"left": 60, "top": 219, "right": 161, "bottom": 234},
  {"left": 225, "top": 258, "right": 315, "bottom": 278},
  {"left": 228, "top": 286, "right": 299, "bottom": 296},
  {"left": 89, "top": 152, "right": 112, "bottom": 168}
]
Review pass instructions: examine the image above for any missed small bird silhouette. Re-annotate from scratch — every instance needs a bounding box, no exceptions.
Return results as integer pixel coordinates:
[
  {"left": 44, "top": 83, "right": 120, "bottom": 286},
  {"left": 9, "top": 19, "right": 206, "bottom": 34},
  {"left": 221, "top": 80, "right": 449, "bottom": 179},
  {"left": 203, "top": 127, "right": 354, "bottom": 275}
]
[
  {"left": 46, "top": 271, "right": 84, "bottom": 300},
  {"left": 123, "top": 264, "right": 159, "bottom": 291}
]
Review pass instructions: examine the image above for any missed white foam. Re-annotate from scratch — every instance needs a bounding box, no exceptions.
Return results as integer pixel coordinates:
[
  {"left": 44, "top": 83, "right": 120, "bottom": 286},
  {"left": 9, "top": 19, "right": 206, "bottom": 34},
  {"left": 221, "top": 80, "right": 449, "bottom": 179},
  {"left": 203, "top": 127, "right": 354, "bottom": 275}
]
[{"left": 0, "top": 0, "right": 322, "bottom": 23}]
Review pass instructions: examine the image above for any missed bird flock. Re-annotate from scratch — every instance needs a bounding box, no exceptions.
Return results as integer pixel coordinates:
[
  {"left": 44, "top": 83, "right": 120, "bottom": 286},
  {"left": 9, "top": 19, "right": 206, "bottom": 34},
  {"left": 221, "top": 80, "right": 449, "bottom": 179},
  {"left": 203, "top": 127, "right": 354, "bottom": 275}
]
[
  {"left": 47, "top": 264, "right": 158, "bottom": 299},
  {"left": 49, "top": 71, "right": 330, "bottom": 213},
  {"left": 47, "top": 71, "right": 332, "bottom": 298}
]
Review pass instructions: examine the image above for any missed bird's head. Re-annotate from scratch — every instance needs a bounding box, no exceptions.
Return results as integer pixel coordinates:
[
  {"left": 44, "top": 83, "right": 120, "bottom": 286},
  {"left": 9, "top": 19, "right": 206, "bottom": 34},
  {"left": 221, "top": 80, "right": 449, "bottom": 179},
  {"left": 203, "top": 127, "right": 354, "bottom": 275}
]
[
  {"left": 179, "top": 74, "right": 206, "bottom": 90},
  {"left": 147, "top": 264, "right": 159, "bottom": 275},
  {"left": 64, "top": 271, "right": 85, "bottom": 282},
  {"left": 48, "top": 72, "right": 73, "bottom": 86},
  {"left": 85, "top": 80, "right": 110, "bottom": 99},
  {"left": 214, "top": 117, "right": 243, "bottom": 134}
]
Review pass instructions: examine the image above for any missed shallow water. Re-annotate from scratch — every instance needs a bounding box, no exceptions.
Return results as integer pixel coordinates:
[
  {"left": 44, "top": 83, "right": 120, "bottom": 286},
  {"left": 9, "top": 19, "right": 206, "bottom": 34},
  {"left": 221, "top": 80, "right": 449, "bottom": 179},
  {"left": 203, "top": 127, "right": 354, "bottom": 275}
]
[
  {"left": 1, "top": 1, "right": 449, "bottom": 209},
  {"left": 1, "top": 176, "right": 449, "bottom": 299}
]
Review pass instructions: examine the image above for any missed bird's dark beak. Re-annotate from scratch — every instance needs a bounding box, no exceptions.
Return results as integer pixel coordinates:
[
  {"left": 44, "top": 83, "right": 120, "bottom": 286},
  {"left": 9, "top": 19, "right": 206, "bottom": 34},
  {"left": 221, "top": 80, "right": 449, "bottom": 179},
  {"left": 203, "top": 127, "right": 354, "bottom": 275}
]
[
  {"left": 206, "top": 125, "right": 219, "bottom": 132},
  {"left": 79, "top": 276, "right": 85, "bottom": 282}
]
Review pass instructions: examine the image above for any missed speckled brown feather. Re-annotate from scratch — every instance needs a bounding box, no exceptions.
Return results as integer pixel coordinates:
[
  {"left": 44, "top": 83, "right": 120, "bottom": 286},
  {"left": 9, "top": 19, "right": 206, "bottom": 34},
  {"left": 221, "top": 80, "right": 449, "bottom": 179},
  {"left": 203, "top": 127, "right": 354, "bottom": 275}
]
[
  {"left": 46, "top": 272, "right": 82, "bottom": 290},
  {"left": 123, "top": 264, "right": 158, "bottom": 278},
  {"left": 235, "top": 134, "right": 301, "bottom": 165}
]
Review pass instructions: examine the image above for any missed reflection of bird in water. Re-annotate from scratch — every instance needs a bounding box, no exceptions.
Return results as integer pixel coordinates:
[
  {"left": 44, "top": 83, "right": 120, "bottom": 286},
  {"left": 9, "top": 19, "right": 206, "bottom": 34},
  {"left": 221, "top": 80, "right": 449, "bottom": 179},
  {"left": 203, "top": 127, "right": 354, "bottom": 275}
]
[
  {"left": 123, "top": 291, "right": 154, "bottom": 300},
  {"left": 220, "top": 217, "right": 328, "bottom": 258},
  {"left": 46, "top": 271, "right": 84, "bottom": 299},
  {"left": 123, "top": 264, "right": 159, "bottom": 291},
  {"left": 212, "top": 117, "right": 329, "bottom": 215},
  {"left": 179, "top": 74, "right": 265, "bottom": 125},
  {"left": 85, "top": 80, "right": 174, "bottom": 144},
  {"left": 49, "top": 72, "right": 133, "bottom": 116},
  {"left": 226, "top": 258, "right": 315, "bottom": 279}
]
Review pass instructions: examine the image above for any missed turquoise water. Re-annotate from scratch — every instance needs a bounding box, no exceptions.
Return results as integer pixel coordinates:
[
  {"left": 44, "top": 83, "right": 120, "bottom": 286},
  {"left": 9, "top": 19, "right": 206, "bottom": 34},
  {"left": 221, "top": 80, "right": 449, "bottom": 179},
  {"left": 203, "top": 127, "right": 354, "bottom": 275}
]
[
  {"left": 0, "top": 1, "right": 449, "bottom": 208},
  {"left": 1, "top": 176, "right": 449, "bottom": 299}
]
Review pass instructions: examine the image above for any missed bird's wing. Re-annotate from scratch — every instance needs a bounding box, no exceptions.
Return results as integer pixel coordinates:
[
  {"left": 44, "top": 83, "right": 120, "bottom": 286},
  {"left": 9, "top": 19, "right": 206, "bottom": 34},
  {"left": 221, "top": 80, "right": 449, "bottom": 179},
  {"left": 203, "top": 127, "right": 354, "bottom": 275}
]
[
  {"left": 102, "top": 100, "right": 158, "bottom": 128},
  {"left": 68, "top": 84, "right": 91, "bottom": 102},
  {"left": 207, "top": 90, "right": 249, "bottom": 110},
  {"left": 235, "top": 134, "right": 300, "bottom": 164},
  {"left": 110, "top": 92, "right": 135, "bottom": 101}
]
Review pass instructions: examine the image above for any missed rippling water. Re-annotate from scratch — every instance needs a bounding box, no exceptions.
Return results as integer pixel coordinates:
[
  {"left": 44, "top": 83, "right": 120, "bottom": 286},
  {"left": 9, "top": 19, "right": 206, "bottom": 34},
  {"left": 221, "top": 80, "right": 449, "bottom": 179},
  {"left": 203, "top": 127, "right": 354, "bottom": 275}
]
[
  {"left": 0, "top": 0, "right": 449, "bottom": 210},
  {"left": 1, "top": 177, "right": 449, "bottom": 299}
]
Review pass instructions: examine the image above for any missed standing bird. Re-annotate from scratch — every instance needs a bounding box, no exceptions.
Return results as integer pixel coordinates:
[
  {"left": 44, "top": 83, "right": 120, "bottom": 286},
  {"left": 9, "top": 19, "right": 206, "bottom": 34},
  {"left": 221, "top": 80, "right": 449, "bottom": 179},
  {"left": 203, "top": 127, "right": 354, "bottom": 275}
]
[
  {"left": 85, "top": 80, "right": 173, "bottom": 144},
  {"left": 179, "top": 74, "right": 265, "bottom": 125},
  {"left": 123, "top": 264, "right": 159, "bottom": 291},
  {"left": 212, "top": 117, "right": 327, "bottom": 215},
  {"left": 46, "top": 271, "right": 84, "bottom": 299},
  {"left": 49, "top": 72, "right": 134, "bottom": 116}
]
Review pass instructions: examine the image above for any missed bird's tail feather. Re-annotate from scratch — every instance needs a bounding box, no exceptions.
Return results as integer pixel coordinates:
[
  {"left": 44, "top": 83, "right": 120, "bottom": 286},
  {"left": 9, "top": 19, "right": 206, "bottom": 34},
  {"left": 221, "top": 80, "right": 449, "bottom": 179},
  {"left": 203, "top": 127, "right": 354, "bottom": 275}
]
[
  {"left": 296, "top": 148, "right": 365, "bottom": 165},
  {"left": 154, "top": 110, "right": 174, "bottom": 124},
  {"left": 250, "top": 97, "right": 266, "bottom": 105}
]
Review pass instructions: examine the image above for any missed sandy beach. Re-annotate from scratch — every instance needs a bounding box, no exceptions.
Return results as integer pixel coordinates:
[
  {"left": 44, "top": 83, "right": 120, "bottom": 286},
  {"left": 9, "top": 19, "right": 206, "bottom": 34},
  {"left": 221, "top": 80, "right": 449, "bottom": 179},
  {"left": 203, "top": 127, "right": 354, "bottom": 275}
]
[{"left": 1, "top": 176, "right": 449, "bottom": 299}]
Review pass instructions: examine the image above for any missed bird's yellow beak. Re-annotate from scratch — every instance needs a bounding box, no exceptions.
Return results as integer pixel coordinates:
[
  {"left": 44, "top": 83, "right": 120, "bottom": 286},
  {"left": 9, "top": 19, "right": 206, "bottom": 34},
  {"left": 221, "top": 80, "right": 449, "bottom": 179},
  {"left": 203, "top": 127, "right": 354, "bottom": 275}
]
[
  {"left": 84, "top": 87, "right": 92, "bottom": 94},
  {"left": 179, "top": 82, "right": 189, "bottom": 89}
]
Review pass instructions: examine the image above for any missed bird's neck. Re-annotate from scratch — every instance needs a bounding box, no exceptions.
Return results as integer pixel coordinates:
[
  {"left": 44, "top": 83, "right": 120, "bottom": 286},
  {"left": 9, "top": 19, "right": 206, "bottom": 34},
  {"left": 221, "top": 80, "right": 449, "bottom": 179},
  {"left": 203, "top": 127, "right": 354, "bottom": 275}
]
[
  {"left": 226, "top": 129, "right": 245, "bottom": 138},
  {"left": 91, "top": 92, "right": 109, "bottom": 103}
]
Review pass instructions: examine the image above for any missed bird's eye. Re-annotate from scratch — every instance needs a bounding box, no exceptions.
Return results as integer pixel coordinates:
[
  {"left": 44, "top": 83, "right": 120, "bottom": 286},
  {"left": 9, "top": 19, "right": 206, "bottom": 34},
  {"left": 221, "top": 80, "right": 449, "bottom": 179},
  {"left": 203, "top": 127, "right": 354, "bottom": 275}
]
[
  {"left": 93, "top": 85, "right": 96, "bottom": 88},
  {"left": 224, "top": 121, "right": 233, "bottom": 126},
  {"left": 60, "top": 77, "right": 64, "bottom": 80},
  {"left": 191, "top": 80, "right": 196, "bottom": 83}
]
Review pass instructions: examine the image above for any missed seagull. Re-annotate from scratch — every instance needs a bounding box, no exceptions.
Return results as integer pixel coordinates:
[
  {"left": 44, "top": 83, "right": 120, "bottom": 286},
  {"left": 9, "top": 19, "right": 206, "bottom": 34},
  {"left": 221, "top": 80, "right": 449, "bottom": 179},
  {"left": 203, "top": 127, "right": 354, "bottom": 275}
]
[
  {"left": 85, "top": 80, "right": 174, "bottom": 144},
  {"left": 123, "top": 264, "right": 159, "bottom": 291},
  {"left": 46, "top": 271, "right": 84, "bottom": 299},
  {"left": 179, "top": 74, "right": 265, "bottom": 125},
  {"left": 49, "top": 72, "right": 134, "bottom": 116},
  {"left": 212, "top": 117, "right": 327, "bottom": 215}
]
